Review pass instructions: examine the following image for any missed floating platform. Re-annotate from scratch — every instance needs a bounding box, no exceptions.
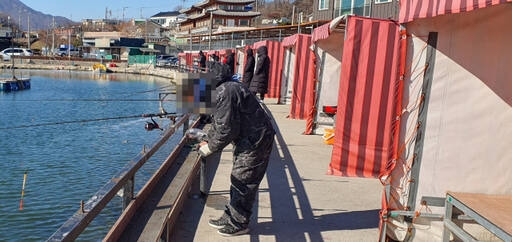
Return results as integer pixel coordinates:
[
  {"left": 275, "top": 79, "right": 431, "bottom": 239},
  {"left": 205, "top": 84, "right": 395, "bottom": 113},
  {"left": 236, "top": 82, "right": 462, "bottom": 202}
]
[{"left": 0, "top": 78, "right": 31, "bottom": 92}]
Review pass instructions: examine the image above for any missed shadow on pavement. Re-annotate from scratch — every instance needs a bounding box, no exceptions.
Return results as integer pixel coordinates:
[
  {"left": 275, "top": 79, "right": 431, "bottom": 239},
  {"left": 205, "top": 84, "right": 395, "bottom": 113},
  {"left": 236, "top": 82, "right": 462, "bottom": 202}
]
[{"left": 247, "top": 108, "right": 379, "bottom": 242}]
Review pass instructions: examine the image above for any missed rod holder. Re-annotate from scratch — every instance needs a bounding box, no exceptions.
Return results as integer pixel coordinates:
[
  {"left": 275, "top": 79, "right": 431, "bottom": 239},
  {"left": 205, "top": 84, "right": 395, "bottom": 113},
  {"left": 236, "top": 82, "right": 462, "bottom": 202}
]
[{"left": 80, "top": 200, "right": 85, "bottom": 214}]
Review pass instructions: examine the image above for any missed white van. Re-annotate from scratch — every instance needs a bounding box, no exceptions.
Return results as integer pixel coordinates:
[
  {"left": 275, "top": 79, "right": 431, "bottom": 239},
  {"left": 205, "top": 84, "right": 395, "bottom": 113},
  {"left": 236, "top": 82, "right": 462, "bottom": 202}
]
[{"left": 0, "top": 48, "right": 34, "bottom": 61}]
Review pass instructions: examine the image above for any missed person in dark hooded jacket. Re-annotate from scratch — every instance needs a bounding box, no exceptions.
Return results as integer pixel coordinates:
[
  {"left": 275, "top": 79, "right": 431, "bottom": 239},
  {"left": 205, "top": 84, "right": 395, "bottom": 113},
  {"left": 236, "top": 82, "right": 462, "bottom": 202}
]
[
  {"left": 249, "top": 46, "right": 270, "bottom": 101},
  {"left": 242, "top": 48, "right": 255, "bottom": 87},
  {"left": 198, "top": 58, "right": 275, "bottom": 237},
  {"left": 199, "top": 50, "right": 207, "bottom": 71},
  {"left": 225, "top": 49, "right": 236, "bottom": 76}
]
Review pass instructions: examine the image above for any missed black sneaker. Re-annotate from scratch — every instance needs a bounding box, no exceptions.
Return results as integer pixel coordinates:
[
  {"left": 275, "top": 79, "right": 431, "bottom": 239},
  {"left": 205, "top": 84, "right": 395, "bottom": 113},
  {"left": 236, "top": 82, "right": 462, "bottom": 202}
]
[
  {"left": 208, "top": 215, "right": 229, "bottom": 229},
  {"left": 217, "top": 224, "right": 250, "bottom": 237}
]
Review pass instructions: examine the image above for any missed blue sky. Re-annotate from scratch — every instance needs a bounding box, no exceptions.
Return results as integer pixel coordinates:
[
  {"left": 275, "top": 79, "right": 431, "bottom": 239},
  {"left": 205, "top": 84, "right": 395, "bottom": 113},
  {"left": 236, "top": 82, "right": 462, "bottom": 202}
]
[{"left": 20, "top": 0, "right": 191, "bottom": 21}]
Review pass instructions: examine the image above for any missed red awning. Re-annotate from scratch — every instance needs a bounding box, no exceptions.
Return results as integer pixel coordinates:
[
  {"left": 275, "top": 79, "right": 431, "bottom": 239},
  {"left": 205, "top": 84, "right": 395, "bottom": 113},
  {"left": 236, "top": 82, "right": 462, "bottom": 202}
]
[
  {"left": 282, "top": 34, "right": 299, "bottom": 47},
  {"left": 329, "top": 16, "right": 401, "bottom": 178},
  {"left": 399, "top": 0, "right": 512, "bottom": 23},
  {"left": 312, "top": 22, "right": 331, "bottom": 43},
  {"left": 253, "top": 40, "right": 269, "bottom": 50}
]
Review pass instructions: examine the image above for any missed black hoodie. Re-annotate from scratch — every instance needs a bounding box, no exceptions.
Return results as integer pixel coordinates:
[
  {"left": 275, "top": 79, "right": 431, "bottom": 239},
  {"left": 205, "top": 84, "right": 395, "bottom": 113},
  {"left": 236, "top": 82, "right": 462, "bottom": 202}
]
[
  {"left": 249, "top": 46, "right": 270, "bottom": 94},
  {"left": 242, "top": 48, "right": 255, "bottom": 87}
]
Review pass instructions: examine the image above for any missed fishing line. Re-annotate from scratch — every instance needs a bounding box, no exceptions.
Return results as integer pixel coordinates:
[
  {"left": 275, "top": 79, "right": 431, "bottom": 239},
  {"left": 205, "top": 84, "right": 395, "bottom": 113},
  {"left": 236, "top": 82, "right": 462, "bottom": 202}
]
[{"left": 0, "top": 112, "right": 176, "bottom": 130}]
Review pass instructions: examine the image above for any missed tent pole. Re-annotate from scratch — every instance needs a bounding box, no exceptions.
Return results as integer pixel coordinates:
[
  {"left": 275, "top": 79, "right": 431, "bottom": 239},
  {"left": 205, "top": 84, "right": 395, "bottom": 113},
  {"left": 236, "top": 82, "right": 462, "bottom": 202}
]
[{"left": 405, "top": 32, "right": 438, "bottom": 212}]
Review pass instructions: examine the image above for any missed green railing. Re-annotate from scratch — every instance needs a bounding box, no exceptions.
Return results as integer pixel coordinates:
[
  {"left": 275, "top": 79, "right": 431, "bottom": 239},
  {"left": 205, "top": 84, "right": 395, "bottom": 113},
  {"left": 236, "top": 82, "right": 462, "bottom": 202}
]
[{"left": 128, "top": 55, "right": 157, "bottom": 67}]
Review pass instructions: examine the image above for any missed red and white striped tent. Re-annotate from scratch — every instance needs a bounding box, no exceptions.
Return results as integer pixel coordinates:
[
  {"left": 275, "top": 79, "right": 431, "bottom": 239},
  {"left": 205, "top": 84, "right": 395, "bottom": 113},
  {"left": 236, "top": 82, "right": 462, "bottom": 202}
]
[
  {"left": 251, "top": 40, "right": 284, "bottom": 99},
  {"left": 326, "top": 16, "right": 404, "bottom": 242},
  {"left": 235, "top": 46, "right": 247, "bottom": 76},
  {"left": 385, "top": 1, "right": 512, "bottom": 241},
  {"left": 280, "top": 34, "right": 315, "bottom": 120},
  {"left": 178, "top": 52, "right": 186, "bottom": 66},
  {"left": 307, "top": 17, "right": 346, "bottom": 135}
]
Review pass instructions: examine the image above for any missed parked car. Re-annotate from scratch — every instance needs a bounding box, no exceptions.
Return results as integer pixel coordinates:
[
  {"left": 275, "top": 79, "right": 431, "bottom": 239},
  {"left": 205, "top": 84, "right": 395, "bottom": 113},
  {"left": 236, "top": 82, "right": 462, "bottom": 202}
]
[
  {"left": 54, "top": 47, "right": 80, "bottom": 57},
  {"left": 0, "top": 48, "right": 33, "bottom": 61},
  {"left": 169, "top": 57, "right": 179, "bottom": 67},
  {"left": 156, "top": 55, "right": 177, "bottom": 67}
]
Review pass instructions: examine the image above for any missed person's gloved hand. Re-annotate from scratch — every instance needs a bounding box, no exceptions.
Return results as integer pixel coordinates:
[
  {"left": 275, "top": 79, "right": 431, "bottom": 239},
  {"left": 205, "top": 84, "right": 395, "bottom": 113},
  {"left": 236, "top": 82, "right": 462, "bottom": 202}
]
[{"left": 198, "top": 142, "right": 213, "bottom": 157}]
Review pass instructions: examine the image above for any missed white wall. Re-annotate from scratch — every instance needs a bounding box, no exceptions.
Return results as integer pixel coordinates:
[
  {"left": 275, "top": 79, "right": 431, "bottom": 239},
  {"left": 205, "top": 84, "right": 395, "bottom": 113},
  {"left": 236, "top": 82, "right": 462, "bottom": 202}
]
[{"left": 389, "top": 4, "right": 512, "bottom": 241}]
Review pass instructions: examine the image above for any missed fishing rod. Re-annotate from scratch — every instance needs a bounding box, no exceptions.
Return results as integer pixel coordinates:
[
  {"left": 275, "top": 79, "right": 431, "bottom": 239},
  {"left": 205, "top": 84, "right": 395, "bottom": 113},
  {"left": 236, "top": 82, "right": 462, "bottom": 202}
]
[
  {"left": 6, "top": 98, "right": 176, "bottom": 102},
  {"left": 0, "top": 112, "right": 177, "bottom": 131}
]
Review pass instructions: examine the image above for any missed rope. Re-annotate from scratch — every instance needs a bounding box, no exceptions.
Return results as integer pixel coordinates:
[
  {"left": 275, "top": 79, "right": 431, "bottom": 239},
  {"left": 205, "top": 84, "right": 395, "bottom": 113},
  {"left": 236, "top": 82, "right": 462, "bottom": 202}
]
[{"left": 0, "top": 112, "right": 176, "bottom": 130}]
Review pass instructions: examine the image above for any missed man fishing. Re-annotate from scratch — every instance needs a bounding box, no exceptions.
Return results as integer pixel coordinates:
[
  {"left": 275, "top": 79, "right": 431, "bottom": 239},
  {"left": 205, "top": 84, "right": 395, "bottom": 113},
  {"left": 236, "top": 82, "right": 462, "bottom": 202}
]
[{"left": 198, "top": 60, "right": 275, "bottom": 236}]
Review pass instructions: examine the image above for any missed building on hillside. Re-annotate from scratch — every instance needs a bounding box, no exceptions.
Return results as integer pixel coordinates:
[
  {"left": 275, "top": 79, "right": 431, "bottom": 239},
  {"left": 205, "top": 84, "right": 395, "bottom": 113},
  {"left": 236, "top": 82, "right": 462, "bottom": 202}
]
[
  {"left": 176, "top": 0, "right": 260, "bottom": 36},
  {"left": 0, "top": 27, "right": 13, "bottom": 38},
  {"left": 82, "top": 19, "right": 122, "bottom": 31},
  {"left": 132, "top": 20, "right": 167, "bottom": 42},
  {"left": 81, "top": 32, "right": 146, "bottom": 60},
  {"left": 150, "top": 11, "right": 185, "bottom": 28},
  {"left": 312, "top": 0, "right": 398, "bottom": 21}
]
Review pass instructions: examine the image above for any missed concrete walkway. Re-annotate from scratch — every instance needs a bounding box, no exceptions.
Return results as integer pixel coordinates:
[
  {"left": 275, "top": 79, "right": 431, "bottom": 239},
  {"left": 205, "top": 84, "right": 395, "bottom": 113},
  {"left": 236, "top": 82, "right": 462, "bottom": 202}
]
[{"left": 172, "top": 100, "right": 382, "bottom": 242}]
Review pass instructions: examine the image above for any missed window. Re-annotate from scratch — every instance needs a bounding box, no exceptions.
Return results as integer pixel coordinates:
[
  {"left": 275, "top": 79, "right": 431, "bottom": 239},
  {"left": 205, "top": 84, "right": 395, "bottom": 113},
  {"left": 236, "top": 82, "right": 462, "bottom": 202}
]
[
  {"left": 227, "top": 19, "right": 235, "bottom": 27},
  {"left": 340, "top": 0, "right": 371, "bottom": 16},
  {"left": 239, "top": 20, "right": 249, "bottom": 26},
  {"left": 214, "top": 19, "right": 223, "bottom": 25},
  {"left": 318, "top": 0, "right": 328, "bottom": 10}
]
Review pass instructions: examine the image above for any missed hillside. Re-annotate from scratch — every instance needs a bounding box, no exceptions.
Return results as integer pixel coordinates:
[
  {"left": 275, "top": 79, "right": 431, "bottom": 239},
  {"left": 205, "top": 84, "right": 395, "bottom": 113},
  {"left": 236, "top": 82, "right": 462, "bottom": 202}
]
[{"left": 0, "top": 0, "right": 73, "bottom": 30}]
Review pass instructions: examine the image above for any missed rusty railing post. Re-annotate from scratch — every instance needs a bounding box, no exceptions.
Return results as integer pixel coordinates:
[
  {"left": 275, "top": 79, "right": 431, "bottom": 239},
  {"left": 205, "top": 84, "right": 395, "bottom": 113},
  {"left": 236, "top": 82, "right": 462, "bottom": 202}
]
[
  {"left": 183, "top": 115, "right": 189, "bottom": 136},
  {"left": 122, "top": 176, "right": 134, "bottom": 211},
  {"left": 200, "top": 156, "right": 208, "bottom": 197}
]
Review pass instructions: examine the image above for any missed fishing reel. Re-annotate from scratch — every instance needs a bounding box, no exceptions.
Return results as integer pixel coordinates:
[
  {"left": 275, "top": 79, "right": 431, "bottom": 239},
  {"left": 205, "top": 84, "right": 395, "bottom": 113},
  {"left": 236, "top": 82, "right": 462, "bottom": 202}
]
[{"left": 145, "top": 117, "right": 163, "bottom": 131}]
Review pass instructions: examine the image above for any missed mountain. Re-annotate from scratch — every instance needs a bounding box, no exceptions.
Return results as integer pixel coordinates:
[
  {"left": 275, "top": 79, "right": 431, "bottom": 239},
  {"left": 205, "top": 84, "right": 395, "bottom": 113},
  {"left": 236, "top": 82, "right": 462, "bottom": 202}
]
[{"left": 0, "top": 0, "right": 74, "bottom": 30}]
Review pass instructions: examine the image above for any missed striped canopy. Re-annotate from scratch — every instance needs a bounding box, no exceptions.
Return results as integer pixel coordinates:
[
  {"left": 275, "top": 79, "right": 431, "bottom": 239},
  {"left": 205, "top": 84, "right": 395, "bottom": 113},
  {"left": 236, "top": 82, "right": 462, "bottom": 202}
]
[
  {"left": 399, "top": 0, "right": 512, "bottom": 22},
  {"left": 329, "top": 16, "right": 401, "bottom": 178}
]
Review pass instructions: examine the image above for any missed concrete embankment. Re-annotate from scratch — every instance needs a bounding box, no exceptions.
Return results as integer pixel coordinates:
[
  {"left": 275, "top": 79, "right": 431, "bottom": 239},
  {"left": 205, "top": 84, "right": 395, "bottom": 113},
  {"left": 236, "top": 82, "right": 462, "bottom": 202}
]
[{"left": 0, "top": 58, "right": 175, "bottom": 80}]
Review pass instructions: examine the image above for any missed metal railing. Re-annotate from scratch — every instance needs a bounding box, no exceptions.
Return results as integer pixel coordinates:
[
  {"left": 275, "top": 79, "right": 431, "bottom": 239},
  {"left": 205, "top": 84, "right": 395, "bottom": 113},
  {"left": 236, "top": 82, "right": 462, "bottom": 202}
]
[
  {"left": 175, "top": 37, "right": 285, "bottom": 52},
  {"left": 48, "top": 114, "right": 195, "bottom": 241}
]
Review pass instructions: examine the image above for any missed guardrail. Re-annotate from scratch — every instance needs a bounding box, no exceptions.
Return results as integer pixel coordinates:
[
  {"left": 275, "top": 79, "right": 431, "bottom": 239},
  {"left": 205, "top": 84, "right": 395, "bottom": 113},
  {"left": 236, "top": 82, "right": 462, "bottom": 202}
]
[
  {"left": 48, "top": 114, "right": 195, "bottom": 242},
  {"left": 13, "top": 56, "right": 128, "bottom": 63}
]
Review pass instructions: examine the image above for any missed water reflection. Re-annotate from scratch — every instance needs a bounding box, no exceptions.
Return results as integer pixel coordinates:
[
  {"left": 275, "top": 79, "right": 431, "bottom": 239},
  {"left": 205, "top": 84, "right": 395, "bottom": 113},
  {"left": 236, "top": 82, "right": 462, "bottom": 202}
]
[
  {"left": 0, "top": 69, "right": 171, "bottom": 83},
  {"left": 0, "top": 70, "right": 178, "bottom": 241}
]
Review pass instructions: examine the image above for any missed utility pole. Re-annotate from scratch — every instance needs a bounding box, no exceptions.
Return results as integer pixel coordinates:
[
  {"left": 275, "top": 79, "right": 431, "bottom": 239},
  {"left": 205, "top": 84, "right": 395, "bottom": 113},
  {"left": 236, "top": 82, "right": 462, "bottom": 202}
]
[
  {"left": 18, "top": 10, "right": 21, "bottom": 39},
  {"left": 46, "top": 28, "right": 49, "bottom": 56},
  {"left": 68, "top": 28, "right": 71, "bottom": 59},
  {"left": 122, "top": 7, "right": 129, "bottom": 22},
  {"left": 298, "top": 12, "right": 302, "bottom": 34},
  {"left": 291, "top": 5, "right": 296, "bottom": 25},
  {"left": 208, "top": 12, "right": 213, "bottom": 50},
  {"left": 52, "top": 17, "right": 55, "bottom": 56},
  {"left": 27, "top": 14, "right": 30, "bottom": 49}
]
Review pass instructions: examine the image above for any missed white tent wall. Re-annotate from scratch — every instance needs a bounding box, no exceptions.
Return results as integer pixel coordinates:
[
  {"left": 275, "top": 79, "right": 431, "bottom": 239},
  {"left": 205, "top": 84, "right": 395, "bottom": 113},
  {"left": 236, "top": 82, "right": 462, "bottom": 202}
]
[
  {"left": 313, "top": 32, "right": 344, "bottom": 134},
  {"left": 236, "top": 48, "right": 245, "bottom": 75},
  {"left": 388, "top": 4, "right": 512, "bottom": 241},
  {"left": 280, "top": 47, "right": 296, "bottom": 104}
]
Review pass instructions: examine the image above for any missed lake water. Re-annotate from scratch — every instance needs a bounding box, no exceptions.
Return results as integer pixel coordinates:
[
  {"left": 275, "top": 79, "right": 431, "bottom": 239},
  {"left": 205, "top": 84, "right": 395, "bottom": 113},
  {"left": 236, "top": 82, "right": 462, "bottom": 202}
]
[{"left": 0, "top": 70, "right": 179, "bottom": 241}]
